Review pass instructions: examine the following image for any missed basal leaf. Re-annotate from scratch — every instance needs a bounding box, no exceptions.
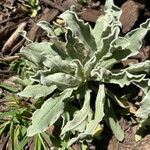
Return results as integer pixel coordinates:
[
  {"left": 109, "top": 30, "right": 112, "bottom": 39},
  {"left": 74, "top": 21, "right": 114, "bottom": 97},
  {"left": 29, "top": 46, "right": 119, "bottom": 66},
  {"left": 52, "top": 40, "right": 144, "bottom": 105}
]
[
  {"left": 20, "top": 42, "right": 57, "bottom": 67},
  {"left": 133, "top": 79, "right": 149, "bottom": 94},
  {"left": 67, "top": 85, "right": 105, "bottom": 146},
  {"left": 99, "top": 19, "right": 150, "bottom": 69},
  {"left": 93, "top": 0, "right": 121, "bottom": 49},
  {"left": 40, "top": 72, "right": 80, "bottom": 90},
  {"left": 94, "top": 84, "right": 105, "bottom": 121},
  {"left": 17, "top": 84, "right": 57, "bottom": 99},
  {"left": 105, "top": 98, "right": 124, "bottom": 141},
  {"left": 61, "top": 90, "right": 91, "bottom": 135},
  {"left": 42, "top": 55, "right": 74, "bottom": 74},
  {"left": 136, "top": 90, "right": 150, "bottom": 119},
  {"left": 37, "top": 21, "right": 55, "bottom": 37},
  {"left": 65, "top": 30, "right": 87, "bottom": 62},
  {"left": 27, "top": 89, "right": 73, "bottom": 136},
  {"left": 79, "top": 84, "right": 105, "bottom": 135},
  {"left": 126, "top": 60, "right": 150, "bottom": 74},
  {"left": 60, "top": 10, "right": 97, "bottom": 54},
  {"left": 107, "top": 71, "right": 145, "bottom": 88},
  {"left": 85, "top": 26, "right": 120, "bottom": 78}
]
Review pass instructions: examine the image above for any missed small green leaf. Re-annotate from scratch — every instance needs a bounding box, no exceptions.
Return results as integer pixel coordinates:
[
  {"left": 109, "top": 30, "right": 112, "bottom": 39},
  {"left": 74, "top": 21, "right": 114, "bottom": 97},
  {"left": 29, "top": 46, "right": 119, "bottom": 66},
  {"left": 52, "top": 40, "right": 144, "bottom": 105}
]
[
  {"left": 16, "top": 137, "right": 28, "bottom": 150},
  {"left": 0, "top": 82, "right": 17, "bottom": 93}
]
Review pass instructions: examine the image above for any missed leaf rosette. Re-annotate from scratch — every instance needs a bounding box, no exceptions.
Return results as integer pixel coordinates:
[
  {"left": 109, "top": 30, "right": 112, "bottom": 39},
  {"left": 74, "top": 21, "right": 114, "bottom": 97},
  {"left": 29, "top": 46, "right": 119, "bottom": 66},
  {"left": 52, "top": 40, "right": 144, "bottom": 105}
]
[{"left": 18, "top": 0, "right": 150, "bottom": 147}]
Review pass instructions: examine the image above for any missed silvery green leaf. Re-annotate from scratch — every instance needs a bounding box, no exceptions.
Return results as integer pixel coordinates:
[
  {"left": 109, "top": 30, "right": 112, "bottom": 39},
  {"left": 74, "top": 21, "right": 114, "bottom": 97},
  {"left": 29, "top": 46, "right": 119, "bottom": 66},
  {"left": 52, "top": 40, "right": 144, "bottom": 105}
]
[
  {"left": 133, "top": 79, "right": 149, "bottom": 94},
  {"left": 106, "top": 71, "right": 145, "bottom": 88},
  {"left": 37, "top": 21, "right": 67, "bottom": 59},
  {"left": 105, "top": 98, "right": 124, "bottom": 141},
  {"left": 43, "top": 55, "right": 74, "bottom": 74},
  {"left": 79, "top": 84, "right": 105, "bottom": 136},
  {"left": 123, "top": 25, "right": 150, "bottom": 59},
  {"left": 60, "top": 10, "right": 96, "bottom": 54},
  {"left": 106, "top": 89, "right": 128, "bottom": 108},
  {"left": 100, "top": 19, "right": 150, "bottom": 69},
  {"left": 38, "top": 72, "right": 81, "bottom": 90},
  {"left": 99, "top": 26, "right": 120, "bottom": 59},
  {"left": 93, "top": 0, "right": 121, "bottom": 49},
  {"left": 61, "top": 90, "right": 91, "bottom": 135},
  {"left": 136, "top": 90, "right": 150, "bottom": 119},
  {"left": 92, "top": 67, "right": 145, "bottom": 87},
  {"left": 93, "top": 4, "right": 120, "bottom": 52},
  {"left": 125, "top": 60, "right": 150, "bottom": 74},
  {"left": 37, "top": 21, "right": 55, "bottom": 37},
  {"left": 79, "top": 84, "right": 105, "bottom": 134},
  {"left": 85, "top": 26, "right": 120, "bottom": 78},
  {"left": 92, "top": 14, "right": 112, "bottom": 49},
  {"left": 105, "top": 0, "right": 120, "bottom": 13},
  {"left": 72, "top": 59, "right": 84, "bottom": 79},
  {"left": 20, "top": 42, "right": 52, "bottom": 67},
  {"left": 27, "top": 89, "right": 73, "bottom": 136},
  {"left": 17, "top": 84, "right": 57, "bottom": 99},
  {"left": 65, "top": 30, "right": 87, "bottom": 62},
  {"left": 94, "top": 84, "right": 105, "bottom": 121},
  {"left": 20, "top": 42, "right": 64, "bottom": 68},
  {"left": 30, "top": 69, "right": 78, "bottom": 89},
  {"left": 67, "top": 85, "right": 105, "bottom": 146},
  {"left": 116, "top": 19, "right": 150, "bottom": 59}
]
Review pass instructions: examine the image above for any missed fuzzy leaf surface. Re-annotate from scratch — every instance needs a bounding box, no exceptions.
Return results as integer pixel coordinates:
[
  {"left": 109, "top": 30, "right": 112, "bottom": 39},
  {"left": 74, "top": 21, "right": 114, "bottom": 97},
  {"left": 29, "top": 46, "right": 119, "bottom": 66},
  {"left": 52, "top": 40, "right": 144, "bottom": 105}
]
[
  {"left": 27, "top": 89, "right": 73, "bottom": 136},
  {"left": 17, "top": 84, "right": 57, "bottom": 98},
  {"left": 61, "top": 90, "right": 91, "bottom": 135},
  {"left": 105, "top": 99, "right": 124, "bottom": 141},
  {"left": 136, "top": 90, "right": 150, "bottom": 119},
  {"left": 60, "top": 10, "right": 97, "bottom": 55}
]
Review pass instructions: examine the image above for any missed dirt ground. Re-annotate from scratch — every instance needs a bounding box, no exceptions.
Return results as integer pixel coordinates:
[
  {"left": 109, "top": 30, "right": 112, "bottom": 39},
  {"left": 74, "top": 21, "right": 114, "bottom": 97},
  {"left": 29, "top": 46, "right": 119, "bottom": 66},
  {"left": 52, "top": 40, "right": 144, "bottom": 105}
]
[{"left": 0, "top": 0, "right": 150, "bottom": 149}]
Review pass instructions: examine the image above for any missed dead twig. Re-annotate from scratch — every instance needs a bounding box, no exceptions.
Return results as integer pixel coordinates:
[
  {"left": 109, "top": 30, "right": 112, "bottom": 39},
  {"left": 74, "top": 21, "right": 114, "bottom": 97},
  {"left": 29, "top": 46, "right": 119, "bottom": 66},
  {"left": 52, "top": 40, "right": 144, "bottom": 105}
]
[
  {"left": 41, "top": 0, "right": 65, "bottom": 12},
  {"left": 2, "top": 22, "right": 27, "bottom": 53},
  {"left": 9, "top": 39, "right": 25, "bottom": 55},
  {"left": 0, "top": 14, "right": 24, "bottom": 25},
  {"left": 0, "top": 55, "right": 19, "bottom": 63}
]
